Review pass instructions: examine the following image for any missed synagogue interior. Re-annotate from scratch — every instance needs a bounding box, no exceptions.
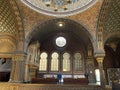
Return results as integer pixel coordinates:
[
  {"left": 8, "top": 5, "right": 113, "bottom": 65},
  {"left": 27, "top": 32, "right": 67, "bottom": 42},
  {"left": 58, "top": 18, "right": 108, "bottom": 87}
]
[{"left": 0, "top": 0, "right": 120, "bottom": 90}]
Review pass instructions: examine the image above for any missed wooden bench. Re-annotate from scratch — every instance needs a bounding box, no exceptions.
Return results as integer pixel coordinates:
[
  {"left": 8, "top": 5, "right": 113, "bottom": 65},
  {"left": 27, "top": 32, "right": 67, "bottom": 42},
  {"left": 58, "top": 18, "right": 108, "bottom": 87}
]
[
  {"left": 32, "top": 78, "right": 89, "bottom": 85},
  {"left": 64, "top": 78, "right": 89, "bottom": 85},
  {"left": 32, "top": 78, "right": 58, "bottom": 84}
]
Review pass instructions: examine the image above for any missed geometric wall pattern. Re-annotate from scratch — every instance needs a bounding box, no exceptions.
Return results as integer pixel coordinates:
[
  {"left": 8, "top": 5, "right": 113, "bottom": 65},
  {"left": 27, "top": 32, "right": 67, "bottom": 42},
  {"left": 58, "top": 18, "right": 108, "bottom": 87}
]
[
  {"left": 0, "top": 0, "right": 23, "bottom": 55},
  {"left": 0, "top": 0, "right": 17, "bottom": 36},
  {"left": 103, "top": 0, "right": 120, "bottom": 37}
]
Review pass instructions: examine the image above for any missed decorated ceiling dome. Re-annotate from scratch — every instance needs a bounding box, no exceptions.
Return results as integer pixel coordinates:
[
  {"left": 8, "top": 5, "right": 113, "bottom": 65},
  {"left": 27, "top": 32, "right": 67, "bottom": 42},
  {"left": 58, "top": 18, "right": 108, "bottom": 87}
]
[{"left": 21, "top": 0, "right": 98, "bottom": 17}]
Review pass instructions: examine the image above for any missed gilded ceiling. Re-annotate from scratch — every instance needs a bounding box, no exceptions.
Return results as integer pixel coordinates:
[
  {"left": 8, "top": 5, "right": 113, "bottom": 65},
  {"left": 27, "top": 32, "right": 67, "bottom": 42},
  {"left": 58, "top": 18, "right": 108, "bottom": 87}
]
[
  {"left": 16, "top": 0, "right": 103, "bottom": 38},
  {"left": 97, "top": 0, "right": 120, "bottom": 50},
  {"left": 104, "top": 0, "right": 120, "bottom": 36},
  {"left": 0, "top": 0, "right": 17, "bottom": 35},
  {"left": 0, "top": 0, "right": 16, "bottom": 53},
  {"left": 21, "top": 0, "right": 98, "bottom": 17},
  {"left": 98, "top": 0, "right": 120, "bottom": 41},
  {"left": 0, "top": 0, "right": 119, "bottom": 54},
  {"left": 0, "top": 0, "right": 24, "bottom": 54}
]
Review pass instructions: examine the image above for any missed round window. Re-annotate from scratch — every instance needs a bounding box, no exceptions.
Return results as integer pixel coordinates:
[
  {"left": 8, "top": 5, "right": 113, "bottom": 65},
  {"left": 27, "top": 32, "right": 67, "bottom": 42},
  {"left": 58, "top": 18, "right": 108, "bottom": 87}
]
[{"left": 55, "top": 36, "right": 66, "bottom": 47}]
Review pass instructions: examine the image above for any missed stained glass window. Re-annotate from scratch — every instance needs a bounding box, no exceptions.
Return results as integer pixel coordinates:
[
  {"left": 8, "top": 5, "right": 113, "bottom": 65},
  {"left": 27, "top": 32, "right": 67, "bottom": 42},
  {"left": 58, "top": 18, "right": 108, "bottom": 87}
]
[
  {"left": 62, "top": 52, "right": 70, "bottom": 71},
  {"left": 39, "top": 52, "right": 48, "bottom": 71},
  {"left": 74, "top": 53, "right": 83, "bottom": 71},
  {"left": 51, "top": 52, "right": 59, "bottom": 71}
]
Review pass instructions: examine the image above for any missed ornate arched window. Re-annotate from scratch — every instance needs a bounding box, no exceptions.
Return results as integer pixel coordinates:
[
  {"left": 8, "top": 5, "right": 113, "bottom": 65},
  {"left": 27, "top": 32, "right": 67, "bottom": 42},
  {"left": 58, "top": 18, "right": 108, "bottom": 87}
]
[
  {"left": 51, "top": 52, "right": 59, "bottom": 71},
  {"left": 39, "top": 52, "right": 48, "bottom": 71},
  {"left": 62, "top": 52, "right": 70, "bottom": 72},
  {"left": 74, "top": 52, "right": 83, "bottom": 72}
]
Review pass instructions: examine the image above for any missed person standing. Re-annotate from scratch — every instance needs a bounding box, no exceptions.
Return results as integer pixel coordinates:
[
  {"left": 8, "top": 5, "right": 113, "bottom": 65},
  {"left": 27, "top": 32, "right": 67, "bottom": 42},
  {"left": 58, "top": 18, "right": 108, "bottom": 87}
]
[{"left": 57, "top": 72, "right": 63, "bottom": 84}]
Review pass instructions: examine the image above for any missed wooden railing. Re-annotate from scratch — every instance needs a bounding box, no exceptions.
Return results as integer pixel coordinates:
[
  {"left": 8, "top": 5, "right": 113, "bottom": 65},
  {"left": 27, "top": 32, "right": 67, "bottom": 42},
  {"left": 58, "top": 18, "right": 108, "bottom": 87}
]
[{"left": 0, "top": 82, "right": 103, "bottom": 90}]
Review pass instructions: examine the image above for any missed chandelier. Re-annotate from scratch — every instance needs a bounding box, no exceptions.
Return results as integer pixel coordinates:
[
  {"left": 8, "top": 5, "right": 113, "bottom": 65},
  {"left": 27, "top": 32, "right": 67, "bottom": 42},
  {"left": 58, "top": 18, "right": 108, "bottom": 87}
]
[{"left": 42, "top": 0, "right": 79, "bottom": 11}]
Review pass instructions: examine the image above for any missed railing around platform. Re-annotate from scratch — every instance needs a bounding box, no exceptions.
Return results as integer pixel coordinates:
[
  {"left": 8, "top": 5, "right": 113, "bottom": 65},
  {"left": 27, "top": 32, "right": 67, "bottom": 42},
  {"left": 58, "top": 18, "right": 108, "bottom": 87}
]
[{"left": 0, "top": 83, "right": 103, "bottom": 90}]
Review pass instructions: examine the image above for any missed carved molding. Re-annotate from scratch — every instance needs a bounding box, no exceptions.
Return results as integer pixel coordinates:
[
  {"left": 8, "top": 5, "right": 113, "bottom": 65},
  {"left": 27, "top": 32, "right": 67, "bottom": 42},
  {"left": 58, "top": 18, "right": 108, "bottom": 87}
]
[{"left": 12, "top": 54, "right": 26, "bottom": 61}]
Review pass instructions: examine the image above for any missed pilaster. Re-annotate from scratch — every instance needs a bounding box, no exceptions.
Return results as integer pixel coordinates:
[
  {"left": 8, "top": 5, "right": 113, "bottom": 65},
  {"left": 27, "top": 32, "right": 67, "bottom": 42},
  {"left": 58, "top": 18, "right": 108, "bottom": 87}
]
[
  {"left": 96, "top": 56, "right": 106, "bottom": 88},
  {"left": 24, "top": 64, "right": 30, "bottom": 82},
  {"left": 9, "top": 52, "right": 26, "bottom": 83},
  {"left": 86, "top": 56, "right": 96, "bottom": 83}
]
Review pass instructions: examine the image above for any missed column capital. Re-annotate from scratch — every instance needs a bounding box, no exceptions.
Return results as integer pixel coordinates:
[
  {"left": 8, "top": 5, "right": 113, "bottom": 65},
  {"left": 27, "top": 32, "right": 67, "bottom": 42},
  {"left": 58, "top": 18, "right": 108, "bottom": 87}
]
[
  {"left": 96, "top": 57, "right": 104, "bottom": 63},
  {"left": 94, "top": 53, "right": 105, "bottom": 63}
]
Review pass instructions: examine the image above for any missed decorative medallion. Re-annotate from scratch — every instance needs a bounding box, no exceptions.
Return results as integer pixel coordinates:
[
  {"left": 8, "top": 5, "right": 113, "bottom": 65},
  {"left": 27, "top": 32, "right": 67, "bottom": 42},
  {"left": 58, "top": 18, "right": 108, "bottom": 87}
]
[{"left": 21, "top": 0, "right": 98, "bottom": 17}]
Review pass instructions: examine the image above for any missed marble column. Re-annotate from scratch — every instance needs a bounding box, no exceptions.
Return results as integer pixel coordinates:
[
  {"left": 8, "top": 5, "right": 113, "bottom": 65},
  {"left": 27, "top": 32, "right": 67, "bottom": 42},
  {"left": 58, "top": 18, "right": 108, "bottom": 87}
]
[
  {"left": 9, "top": 53, "right": 26, "bottom": 83},
  {"left": 96, "top": 57, "right": 106, "bottom": 87}
]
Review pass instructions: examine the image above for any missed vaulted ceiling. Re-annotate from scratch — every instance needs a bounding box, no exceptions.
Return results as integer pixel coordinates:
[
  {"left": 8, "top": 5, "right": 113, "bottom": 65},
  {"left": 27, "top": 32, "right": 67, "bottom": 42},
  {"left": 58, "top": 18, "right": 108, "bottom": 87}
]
[
  {"left": 15, "top": 0, "right": 103, "bottom": 38},
  {"left": 0, "top": 0, "right": 119, "bottom": 54},
  {"left": 0, "top": 0, "right": 24, "bottom": 56},
  {"left": 97, "top": 0, "right": 120, "bottom": 51},
  {"left": 0, "top": 0, "right": 17, "bottom": 53},
  {"left": 28, "top": 18, "right": 92, "bottom": 50},
  {"left": 103, "top": 0, "right": 120, "bottom": 39}
]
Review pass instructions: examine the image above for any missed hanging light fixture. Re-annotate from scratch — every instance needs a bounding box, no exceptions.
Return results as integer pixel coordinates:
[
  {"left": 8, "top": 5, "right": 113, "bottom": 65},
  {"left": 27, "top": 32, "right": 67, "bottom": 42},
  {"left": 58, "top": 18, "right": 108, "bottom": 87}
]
[{"left": 42, "top": 0, "right": 79, "bottom": 11}]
